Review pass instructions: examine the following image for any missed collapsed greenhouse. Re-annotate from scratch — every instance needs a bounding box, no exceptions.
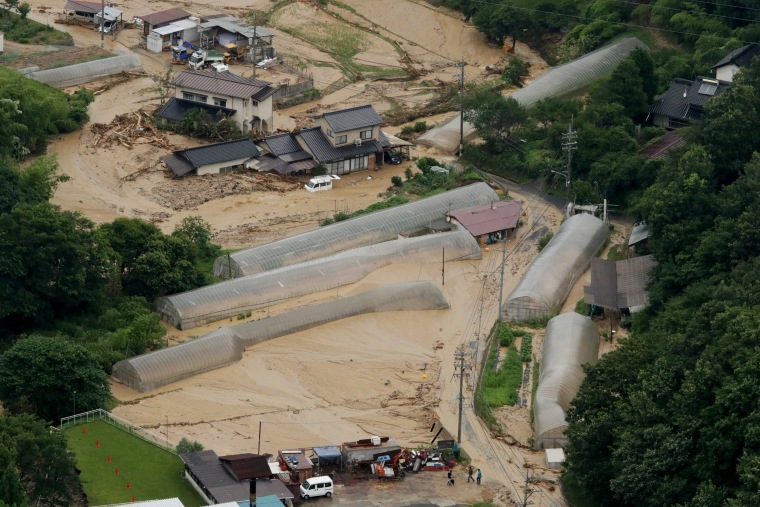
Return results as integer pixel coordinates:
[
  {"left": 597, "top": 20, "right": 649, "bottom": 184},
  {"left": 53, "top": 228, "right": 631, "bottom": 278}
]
[
  {"left": 416, "top": 37, "right": 645, "bottom": 153},
  {"left": 533, "top": 312, "right": 599, "bottom": 449},
  {"left": 27, "top": 54, "right": 143, "bottom": 88},
  {"left": 502, "top": 213, "right": 608, "bottom": 322},
  {"left": 159, "top": 230, "right": 480, "bottom": 330},
  {"left": 213, "top": 182, "right": 498, "bottom": 278},
  {"left": 113, "top": 281, "right": 449, "bottom": 392}
]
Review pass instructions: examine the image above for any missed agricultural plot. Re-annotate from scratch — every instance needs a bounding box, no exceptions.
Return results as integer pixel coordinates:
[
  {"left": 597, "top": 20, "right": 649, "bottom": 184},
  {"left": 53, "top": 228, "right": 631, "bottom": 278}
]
[{"left": 65, "top": 421, "right": 205, "bottom": 507}]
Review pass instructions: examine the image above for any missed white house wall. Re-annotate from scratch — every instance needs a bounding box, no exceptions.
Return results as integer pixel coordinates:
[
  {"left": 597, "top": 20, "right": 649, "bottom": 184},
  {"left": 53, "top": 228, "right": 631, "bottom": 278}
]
[
  {"left": 716, "top": 65, "right": 738, "bottom": 83},
  {"left": 196, "top": 157, "right": 250, "bottom": 176},
  {"left": 174, "top": 86, "right": 273, "bottom": 134},
  {"left": 315, "top": 118, "right": 377, "bottom": 146}
]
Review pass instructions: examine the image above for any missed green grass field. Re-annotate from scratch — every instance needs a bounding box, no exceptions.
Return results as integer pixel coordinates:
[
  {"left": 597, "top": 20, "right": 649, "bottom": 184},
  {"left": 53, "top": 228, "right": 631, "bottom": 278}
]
[{"left": 65, "top": 421, "right": 205, "bottom": 506}]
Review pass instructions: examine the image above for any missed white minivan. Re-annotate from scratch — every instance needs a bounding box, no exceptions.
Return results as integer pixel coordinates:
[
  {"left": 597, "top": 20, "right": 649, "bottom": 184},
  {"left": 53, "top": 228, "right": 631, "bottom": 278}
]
[
  {"left": 304, "top": 175, "right": 340, "bottom": 192},
  {"left": 300, "top": 476, "right": 334, "bottom": 499}
]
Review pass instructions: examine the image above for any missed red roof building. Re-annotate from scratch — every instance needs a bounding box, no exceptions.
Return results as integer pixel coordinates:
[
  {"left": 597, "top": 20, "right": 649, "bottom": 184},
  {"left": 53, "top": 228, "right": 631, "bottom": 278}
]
[{"left": 447, "top": 200, "right": 522, "bottom": 238}]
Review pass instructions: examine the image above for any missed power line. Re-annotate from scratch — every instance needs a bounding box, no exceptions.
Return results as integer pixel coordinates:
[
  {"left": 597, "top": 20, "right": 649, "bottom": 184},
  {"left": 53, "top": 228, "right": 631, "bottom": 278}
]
[{"left": 611, "top": 0, "right": 760, "bottom": 24}]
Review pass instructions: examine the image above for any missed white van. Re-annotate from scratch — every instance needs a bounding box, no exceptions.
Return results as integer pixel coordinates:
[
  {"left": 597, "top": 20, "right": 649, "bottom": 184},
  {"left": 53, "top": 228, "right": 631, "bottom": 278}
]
[
  {"left": 304, "top": 175, "right": 340, "bottom": 192},
  {"left": 300, "top": 476, "right": 334, "bottom": 499}
]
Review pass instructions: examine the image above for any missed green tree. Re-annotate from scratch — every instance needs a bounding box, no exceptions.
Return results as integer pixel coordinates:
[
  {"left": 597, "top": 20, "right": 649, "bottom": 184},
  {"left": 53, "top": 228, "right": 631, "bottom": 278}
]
[
  {"left": 463, "top": 89, "right": 528, "bottom": 145},
  {"left": 176, "top": 437, "right": 204, "bottom": 454},
  {"left": 0, "top": 335, "right": 110, "bottom": 422},
  {"left": 171, "top": 215, "right": 220, "bottom": 260},
  {"left": 0, "top": 202, "right": 116, "bottom": 326},
  {"left": 16, "top": 2, "right": 29, "bottom": 18},
  {"left": 0, "top": 413, "right": 81, "bottom": 506}
]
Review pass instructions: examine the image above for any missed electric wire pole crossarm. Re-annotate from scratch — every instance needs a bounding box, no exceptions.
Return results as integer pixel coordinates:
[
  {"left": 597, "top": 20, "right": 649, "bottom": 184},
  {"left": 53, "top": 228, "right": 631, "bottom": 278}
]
[
  {"left": 560, "top": 119, "right": 578, "bottom": 203},
  {"left": 454, "top": 59, "right": 465, "bottom": 156}
]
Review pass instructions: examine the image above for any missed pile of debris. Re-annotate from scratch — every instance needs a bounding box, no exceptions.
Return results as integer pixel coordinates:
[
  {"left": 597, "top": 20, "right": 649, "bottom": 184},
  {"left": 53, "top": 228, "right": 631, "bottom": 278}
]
[
  {"left": 90, "top": 110, "right": 175, "bottom": 150},
  {"left": 148, "top": 172, "right": 301, "bottom": 211}
]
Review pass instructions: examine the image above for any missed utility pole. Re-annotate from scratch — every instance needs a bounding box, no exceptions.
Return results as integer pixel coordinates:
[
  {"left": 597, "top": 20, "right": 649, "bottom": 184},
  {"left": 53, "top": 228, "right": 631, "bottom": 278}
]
[
  {"left": 257, "top": 421, "right": 262, "bottom": 454},
  {"left": 441, "top": 247, "right": 445, "bottom": 286},
  {"left": 100, "top": 0, "right": 105, "bottom": 49},
  {"left": 561, "top": 118, "right": 577, "bottom": 204},
  {"left": 498, "top": 237, "right": 507, "bottom": 320},
  {"left": 165, "top": 414, "right": 169, "bottom": 447},
  {"left": 453, "top": 349, "right": 469, "bottom": 443},
  {"left": 517, "top": 469, "right": 536, "bottom": 507},
  {"left": 454, "top": 59, "right": 465, "bottom": 156}
]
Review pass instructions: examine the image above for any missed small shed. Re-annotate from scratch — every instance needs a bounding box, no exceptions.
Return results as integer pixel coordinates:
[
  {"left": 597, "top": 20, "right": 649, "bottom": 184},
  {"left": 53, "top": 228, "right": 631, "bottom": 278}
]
[
  {"left": 140, "top": 7, "right": 192, "bottom": 36},
  {"left": 311, "top": 446, "right": 341, "bottom": 475},
  {"left": 342, "top": 436, "right": 401, "bottom": 471},
  {"left": 219, "top": 453, "right": 274, "bottom": 494},
  {"left": 447, "top": 200, "right": 522, "bottom": 243},
  {"left": 277, "top": 450, "right": 313, "bottom": 483},
  {"left": 545, "top": 448, "right": 565, "bottom": 471}
]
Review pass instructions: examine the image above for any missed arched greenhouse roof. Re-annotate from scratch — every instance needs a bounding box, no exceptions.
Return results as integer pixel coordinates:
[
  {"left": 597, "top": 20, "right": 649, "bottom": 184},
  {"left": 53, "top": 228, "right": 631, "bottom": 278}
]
[
  {"left": 417, "top": 37, "right": 646, "bottom": 153},
  {"left": 31, "top": 54, "right": 143, "bottom": 88},
  {"left": 114, "top": 281, "right": 449, "bottom": 392},
  {"left": 533, "top": 312, "right": 599, "bottom": 449},
  {"left": 503, "top": 213, "right": 608, "bottom": 322},
  {"left": 160, "top": 230, "right": 480, "bottom": 330},
  {"left": 213, "top": 182, "right": 497, "bottom": 278}
]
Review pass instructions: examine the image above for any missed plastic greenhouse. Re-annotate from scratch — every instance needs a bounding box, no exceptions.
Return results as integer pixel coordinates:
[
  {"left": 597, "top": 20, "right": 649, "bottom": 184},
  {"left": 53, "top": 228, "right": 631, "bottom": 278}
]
[
  {"left": 160, "top": 230, "right": 480, "bottom": 330},
  {"left": 503, "top": 213, "right": 608, "bottom": 322},
  {"left": 417, "top": 37, "right": 645, "bottom": 153},
  {"left": 533, "top": 312, "right": 599, "bottom": 449},
  {"left": 30, "top": 54, "right": 143, "bottom": 88},
  {"left": 213, "top": 182, "right": 498, "bottom": 278},
  {"left": 114, "top": 281, "right": 449, "bottom": 392}
]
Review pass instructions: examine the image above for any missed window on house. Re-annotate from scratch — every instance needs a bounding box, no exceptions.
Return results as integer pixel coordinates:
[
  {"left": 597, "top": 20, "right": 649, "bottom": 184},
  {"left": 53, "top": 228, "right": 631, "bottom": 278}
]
[
  {"left": 335, "top": 135, "right": 347, "bottom": 145},
  {"left": 182, "top": 92, "right": 208, "bottom": 103},
  {"left": 252, "top": 100, "right": 259, "bottom": 107},
  {"left": 360, "top": 129, "right": 372, "bottom": 140},
  {"left": 327, "top": 129, "right": 334, "bottom": 138},
  {"left": 213, "top": 97, "right": 227, "bottom": 107}
]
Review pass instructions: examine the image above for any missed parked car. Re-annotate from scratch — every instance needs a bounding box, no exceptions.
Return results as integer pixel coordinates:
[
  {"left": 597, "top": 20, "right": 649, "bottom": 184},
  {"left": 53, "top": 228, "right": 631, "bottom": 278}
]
[
  {"left": 384, "top": 150, "right": 401, "bottom": 164},
  {"left": 300, "top": 476, "right": 334, "bottom": 499}
]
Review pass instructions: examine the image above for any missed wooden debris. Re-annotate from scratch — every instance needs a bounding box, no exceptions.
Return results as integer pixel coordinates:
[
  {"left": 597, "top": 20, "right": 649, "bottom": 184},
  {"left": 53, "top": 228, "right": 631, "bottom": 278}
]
[{"left": 90, "top": 108, "right": 175, "bottom": 151}]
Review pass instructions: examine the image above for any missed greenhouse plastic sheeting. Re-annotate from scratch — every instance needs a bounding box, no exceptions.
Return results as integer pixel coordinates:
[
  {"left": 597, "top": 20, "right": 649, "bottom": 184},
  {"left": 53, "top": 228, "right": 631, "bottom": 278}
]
[
  {"left": 503, "top": 213, "right": 608, "bottom": 322},
  {"left": 160, "top": 230, "right": 480, "bottom": 329},
  {"left": 213, "top": 182, "right": 497, "bottom": 278},
  {"left": 417, "top": 38, "right": 645, "bottom": 153},
  {"left": 533, "top": 313, "right": 599, "bottom": 449},
  {"left": 113, "top": 281, "right": 449, "bottom": 392},
  {"left": 30, "top": 54, "right": 143, "bottom": 88}
]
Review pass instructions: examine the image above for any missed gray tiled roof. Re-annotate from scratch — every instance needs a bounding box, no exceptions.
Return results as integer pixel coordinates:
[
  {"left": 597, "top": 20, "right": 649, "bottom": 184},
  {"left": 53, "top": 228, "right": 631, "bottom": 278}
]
[
  {"left": 162, "top": 138, "right": 260, "bottom": 176},
  {"left": 262, "top": 132, "right": 302, "bottom": 156},
  {"left": 322, "top": 104, "right": 382, "bottom": 133},
  {"left": 648, "top": 77, "right": 729, "bottom": 121},
  {"left": 180, "top": 451, "right": 249, "bottom": 504},
  {"left": 297, "top": 127, "right": 381, "bottom": 163},
  {"left": 160, "top": 153, "right": 195, "bottom": 177},
  {"left": 712, "top": 43, "right": 760, "bottom": 69},
  {"left": 63, "top": 0, "right": 102, "bottom": 14},
  {"left": 156, "top": 97, "right": 236, "bottom": 123},
  {"left": 173, "top": 70, "right": 274, "bottom": 100}
]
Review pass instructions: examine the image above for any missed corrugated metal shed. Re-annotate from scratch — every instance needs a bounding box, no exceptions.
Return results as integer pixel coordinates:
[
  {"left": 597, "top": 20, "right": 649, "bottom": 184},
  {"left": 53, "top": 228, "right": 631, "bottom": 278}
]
[
  {"left": 173, "top": 70, "right": 273, "bottom": 100},
  {"left": 220, "top": 453, "right": 273, "bottom": 480},
  {"left": 583, "top": 255, "right": 657, "bottom": 310},
  {"left": 322, "top": 104, "right": 382, "bottom": 132},
  {"left": 140, "top": 8, "right": 191, "bottom": 27},
  {"left": 447, "top": 200, "right": 521, "bottom": 237},
  {"left": 63, "top": 0, "right": 102, "bottom": 14},
  {"left": 628, "top": 221, "right": 650, "bottom": 246}
]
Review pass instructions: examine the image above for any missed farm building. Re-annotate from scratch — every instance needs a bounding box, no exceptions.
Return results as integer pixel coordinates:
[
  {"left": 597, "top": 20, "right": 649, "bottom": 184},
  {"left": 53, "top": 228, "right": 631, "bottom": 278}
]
[
  {"left": 179, "top": 450, "right": 249, "bottom": 504},
  {"left": 533, "top": 313, "right": 599, "bottom": 449},
  {"left": 113, "top": 281, "right": 450, "bottom": 391},
  {"left": 140, "top": 7, "right": 195, "bottom": 52},
  {"left": 197, "top": 15, "right": 274, "bottom": 63},
  {"left": 63, "top": 0, "right": 107, "bottom": 22},
  {"left": 502, "top": 213, "right": 608, "bottom": 322},
  {"left": 342, "top": 437, "right": 402, "bottom": 471},
  {"left": 446, "top": 200, "right": 521, "bottom": 242},
  {"left": 583, "top": 254, "right": 657, "bottom": 313},
  {"left": 213, "top": 182, "right": 498, "bottom": 278},
  {"left": 158, "top": 70, "right": 275, "bottom": 134},
  {"left": 254, "top": 105, "right": 401, "bottom": 175},
  {"left": 160, "top": 138, "right": 260, "bottom": 177}
]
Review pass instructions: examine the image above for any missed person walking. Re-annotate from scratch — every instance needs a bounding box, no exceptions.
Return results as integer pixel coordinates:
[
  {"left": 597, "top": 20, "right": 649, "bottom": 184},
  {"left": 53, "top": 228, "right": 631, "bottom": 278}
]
[
  {"left": 467, "top": 465, "right": 474, "bottom": 483},
  {"left": 447, "top": 470, "right": 454, "bottom": 486},
  {"left": 476, "top": 469, "right": 482, "bottom": 485}
]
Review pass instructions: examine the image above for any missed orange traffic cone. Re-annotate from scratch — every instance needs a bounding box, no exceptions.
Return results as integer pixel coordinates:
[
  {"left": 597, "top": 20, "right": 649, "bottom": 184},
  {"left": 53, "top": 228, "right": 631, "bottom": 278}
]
[
  {"left": 95, "top": 440, "right": 100, "bottom": 447},
  {"left": 131, "top": 496, "right": 135, "bottom": 502},
  {"left": 126, "top": 482, "right": 130, "bottom": 490},
  {"left": 107, "top": 455, "right": 111, "bottom": 463},
  {"left": 115, "top": 467, "right": 119, "bottom": 475},
  {"left": 83, "top": 426, "right": 87, "bottom": 434}
]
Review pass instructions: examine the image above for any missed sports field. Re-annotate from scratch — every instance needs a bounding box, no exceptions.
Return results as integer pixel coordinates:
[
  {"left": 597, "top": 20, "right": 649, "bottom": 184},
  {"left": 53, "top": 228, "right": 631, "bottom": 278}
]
[{"left": 65, "top": 420, "right": 206, "bottom": 506}]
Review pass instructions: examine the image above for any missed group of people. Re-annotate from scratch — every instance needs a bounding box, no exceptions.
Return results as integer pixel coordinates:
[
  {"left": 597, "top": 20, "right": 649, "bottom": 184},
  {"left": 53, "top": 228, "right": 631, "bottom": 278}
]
[{"left": 447, "top": 466, "right": 481, "bottom": 486}]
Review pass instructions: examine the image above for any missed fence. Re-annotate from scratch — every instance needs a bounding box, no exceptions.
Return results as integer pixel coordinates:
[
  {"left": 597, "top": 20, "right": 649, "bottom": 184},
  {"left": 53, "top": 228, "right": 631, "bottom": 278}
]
[{"left": 58, "top": 409, "right": 179, "bottom": 454}]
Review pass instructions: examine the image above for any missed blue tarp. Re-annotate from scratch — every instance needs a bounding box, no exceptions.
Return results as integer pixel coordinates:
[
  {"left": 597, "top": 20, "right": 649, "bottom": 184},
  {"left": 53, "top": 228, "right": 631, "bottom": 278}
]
[{"left": 255, "top": 495, "right": 283, "bottom": 506}]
